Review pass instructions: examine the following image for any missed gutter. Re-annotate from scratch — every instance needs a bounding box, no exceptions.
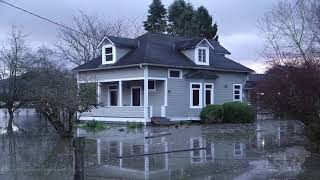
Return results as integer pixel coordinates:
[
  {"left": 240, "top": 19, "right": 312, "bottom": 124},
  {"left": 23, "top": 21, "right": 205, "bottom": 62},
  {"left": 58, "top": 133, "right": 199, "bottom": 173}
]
[{"left": 73, "top": 63, "right": 254, "bottom": 73}]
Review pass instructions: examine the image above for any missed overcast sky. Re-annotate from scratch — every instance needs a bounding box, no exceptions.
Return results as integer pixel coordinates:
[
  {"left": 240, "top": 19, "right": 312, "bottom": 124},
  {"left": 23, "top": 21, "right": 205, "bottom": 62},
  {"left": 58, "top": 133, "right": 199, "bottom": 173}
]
[{"left": 0, "top": 0, "right": 278, "bottom": 73}]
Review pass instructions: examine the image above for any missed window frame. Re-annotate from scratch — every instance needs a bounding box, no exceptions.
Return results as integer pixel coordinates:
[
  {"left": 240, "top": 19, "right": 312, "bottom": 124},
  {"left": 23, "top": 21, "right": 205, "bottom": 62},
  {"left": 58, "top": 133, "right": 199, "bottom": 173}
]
[
  {"left": 168, "top": 69, "right": 182, "bottom": 79},
  {"left": 204, "top": 83, "right": 214, "bottom": 106},
  {"left": 148, "top": 80, "right": 156, "bottom": 92},
  {"left": 233, "top": 84, "right": 243, "bottom": 102},
  {"left": 190, "top": 82, "right": 203, "bottom": 108},
  {"left": 102, "top": 44, "right": 116, "bottom": 64},
  {"left": 195, "top": 46, "right": 209, "bottom": 65}
]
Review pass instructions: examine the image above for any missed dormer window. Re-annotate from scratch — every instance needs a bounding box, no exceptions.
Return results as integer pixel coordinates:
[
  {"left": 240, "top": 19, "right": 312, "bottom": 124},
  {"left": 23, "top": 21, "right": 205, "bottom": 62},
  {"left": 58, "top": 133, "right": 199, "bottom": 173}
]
[
  {"left": 195, "top": 47, "right": 209, "bottom": 65},
  {"left": 102, "top": 44, "right": 116, "bottom": 64}
]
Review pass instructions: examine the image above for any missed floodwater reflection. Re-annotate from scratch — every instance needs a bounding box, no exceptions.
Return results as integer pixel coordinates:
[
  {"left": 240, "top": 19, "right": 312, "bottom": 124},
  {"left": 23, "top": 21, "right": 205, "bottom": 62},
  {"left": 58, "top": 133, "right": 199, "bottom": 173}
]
[{"left": 0, "top": 109, "right": 319, "bottom": 180}]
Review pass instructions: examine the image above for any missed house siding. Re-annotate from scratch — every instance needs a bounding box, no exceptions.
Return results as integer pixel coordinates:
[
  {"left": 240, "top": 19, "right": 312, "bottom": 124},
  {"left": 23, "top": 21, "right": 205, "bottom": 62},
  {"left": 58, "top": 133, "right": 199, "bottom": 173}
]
[
  {"left": 78, "top": 67, "right": 143, "bottom": 83},
  {"left": 79, "top": 66, "right": 248, "bottom": 121},
  {"left": 148, "top": 66, "right": 248, "bottom": 120}
]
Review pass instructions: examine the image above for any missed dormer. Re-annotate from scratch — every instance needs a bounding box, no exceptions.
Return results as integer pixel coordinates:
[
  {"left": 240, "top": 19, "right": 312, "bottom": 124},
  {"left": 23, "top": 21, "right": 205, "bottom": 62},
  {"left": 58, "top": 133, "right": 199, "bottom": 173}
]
[
  {"left": 98, "top": 36, "right": 138, "bottom": 65},
  {"left": 102, "top": 44, "right": 116, "bottom": 64},
  {"left": 176, "top": 38, "right": 231, "bottom": 66}
]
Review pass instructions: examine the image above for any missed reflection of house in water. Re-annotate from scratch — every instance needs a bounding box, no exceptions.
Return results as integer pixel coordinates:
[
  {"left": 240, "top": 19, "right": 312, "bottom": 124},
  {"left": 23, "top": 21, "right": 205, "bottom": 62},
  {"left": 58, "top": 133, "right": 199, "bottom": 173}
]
[{"left": 84, "top": 121, "right": 308, "bottom": 180}]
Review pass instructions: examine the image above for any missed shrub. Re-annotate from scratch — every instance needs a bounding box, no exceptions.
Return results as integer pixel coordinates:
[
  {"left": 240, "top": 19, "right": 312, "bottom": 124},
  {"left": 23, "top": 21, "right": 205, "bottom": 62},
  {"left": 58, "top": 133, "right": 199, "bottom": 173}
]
[
  {"left": 200, "top": 105, "right": 224, "bottom": 124},
  {"left": 127, "top": 122, "right": 144, "bottom": 129},
  {"left": 81, "top": 120, "right": 107, "bottom": 131},
  {"left": 223, "top": 102, "right": 255, "bottom": 123}
]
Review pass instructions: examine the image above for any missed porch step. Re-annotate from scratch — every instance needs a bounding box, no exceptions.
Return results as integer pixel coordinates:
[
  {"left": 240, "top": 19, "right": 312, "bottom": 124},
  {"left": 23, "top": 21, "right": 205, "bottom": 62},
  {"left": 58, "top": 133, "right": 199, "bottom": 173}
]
[{"left": 151, "top": 117, "right": 173, "bottom": 126}]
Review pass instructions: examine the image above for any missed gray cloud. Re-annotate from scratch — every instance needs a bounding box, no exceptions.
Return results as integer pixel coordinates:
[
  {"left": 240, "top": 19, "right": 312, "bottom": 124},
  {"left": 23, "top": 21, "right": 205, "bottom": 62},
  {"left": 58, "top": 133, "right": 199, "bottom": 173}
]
[{"left": 0, "top": 0, "right": 276, "bottom": 72}]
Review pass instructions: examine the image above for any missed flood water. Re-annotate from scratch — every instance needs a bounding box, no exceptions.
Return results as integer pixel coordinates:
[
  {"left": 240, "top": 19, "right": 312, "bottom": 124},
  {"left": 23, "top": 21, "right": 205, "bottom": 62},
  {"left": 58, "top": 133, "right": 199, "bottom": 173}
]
[{"left": 0, "top": 109, "right": 320, "bottom": 180}]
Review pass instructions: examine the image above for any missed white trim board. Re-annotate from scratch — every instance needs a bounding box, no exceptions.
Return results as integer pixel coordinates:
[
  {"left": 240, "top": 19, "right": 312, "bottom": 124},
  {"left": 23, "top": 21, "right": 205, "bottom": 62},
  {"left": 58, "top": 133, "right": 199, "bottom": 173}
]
[
  {"left": 190, "top": 82, "right": 203, "bottom": 109},
  {"left": 79, "top": 77, "right": 167, "bottom": 84},
  {"left": 168, "top": 69, "right": 183, "bottom": 79},
  {"left": 97, "top": 36, "right": 116, "bottom": 48},
  {"left": 80, "top": 116, "right": 145, "bottom": 122}
]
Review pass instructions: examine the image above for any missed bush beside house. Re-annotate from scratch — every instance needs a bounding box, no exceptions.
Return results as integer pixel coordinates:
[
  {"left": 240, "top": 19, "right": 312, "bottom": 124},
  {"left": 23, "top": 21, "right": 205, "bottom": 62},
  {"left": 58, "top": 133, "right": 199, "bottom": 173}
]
[
  {"left": 200, "top": 105, "right": 224, "bottom": 124},
  {"left": 200, "top": 102, "right": 255, "bottom": 124}
]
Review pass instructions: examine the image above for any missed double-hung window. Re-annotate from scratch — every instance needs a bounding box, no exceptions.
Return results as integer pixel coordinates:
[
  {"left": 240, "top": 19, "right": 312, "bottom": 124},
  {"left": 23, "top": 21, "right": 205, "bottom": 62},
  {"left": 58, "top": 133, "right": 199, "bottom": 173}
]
[
  {"left": 190, "top": 83, "right": 202, "bottom": 108},
  {"left": 102, "top": 45, "right": 116, "bottom": 64},
  {"left": 204, "top": 83, "right": 214, "bottom": 106},
  {"left": 195, "top": 47, "right": 209, "bottom": 65},
  {"left": 233, "top": 84, "right": 243, "bottom": 102}
]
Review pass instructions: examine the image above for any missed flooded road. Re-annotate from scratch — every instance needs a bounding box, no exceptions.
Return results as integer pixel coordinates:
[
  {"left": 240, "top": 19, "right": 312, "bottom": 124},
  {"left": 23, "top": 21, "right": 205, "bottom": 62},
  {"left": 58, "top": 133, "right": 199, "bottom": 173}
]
[{"left": 0, "top": 109, "right": 319, "bottom": 180}]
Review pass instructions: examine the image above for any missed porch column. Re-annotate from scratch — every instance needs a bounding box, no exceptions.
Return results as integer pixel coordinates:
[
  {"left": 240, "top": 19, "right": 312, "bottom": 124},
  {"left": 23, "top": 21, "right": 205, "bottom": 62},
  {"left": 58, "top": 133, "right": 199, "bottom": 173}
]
[
  {"left": 97, "top": 82, "right": 101, "bottom": 104},
  {"left": 164, "top": 79, "right": 168, "bottom": 106},
  {"left": 119, "top": 80, "right": 122, "bottom": 107},
  {"left": 144, "top": 66, "right": 149, "bottom": 122}
]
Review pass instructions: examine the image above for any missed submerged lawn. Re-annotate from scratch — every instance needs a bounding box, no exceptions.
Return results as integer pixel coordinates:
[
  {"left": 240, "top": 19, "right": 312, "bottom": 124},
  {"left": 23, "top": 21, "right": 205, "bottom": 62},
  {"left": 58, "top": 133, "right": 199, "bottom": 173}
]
[{"left": 0, "top": 109, "right": 319, "bottom": 180}]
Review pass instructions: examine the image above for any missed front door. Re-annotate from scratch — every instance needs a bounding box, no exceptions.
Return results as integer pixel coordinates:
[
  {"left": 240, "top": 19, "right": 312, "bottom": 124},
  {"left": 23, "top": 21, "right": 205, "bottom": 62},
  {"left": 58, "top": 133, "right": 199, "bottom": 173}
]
[{"left": 132, "top": 87, "right": 141, "bottom": 106}]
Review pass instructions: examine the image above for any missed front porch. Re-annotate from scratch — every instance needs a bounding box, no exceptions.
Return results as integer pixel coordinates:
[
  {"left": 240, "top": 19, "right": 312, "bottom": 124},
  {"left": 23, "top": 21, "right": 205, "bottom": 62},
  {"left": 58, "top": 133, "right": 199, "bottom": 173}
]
[{"left": 80, "top": 78, "right": 168, "bottom": 123}]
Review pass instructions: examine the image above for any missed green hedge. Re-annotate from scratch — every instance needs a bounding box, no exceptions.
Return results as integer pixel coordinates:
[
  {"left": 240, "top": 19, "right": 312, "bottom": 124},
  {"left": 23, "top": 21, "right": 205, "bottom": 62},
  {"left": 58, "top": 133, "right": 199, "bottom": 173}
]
[
  {"left": 200, "top": 102, "right": 255, "bottom": 124},
  {"left": 200, "top": 105, "right": 223, "bottom": 124},
  {"left": 223, "top": 102, "right": 255, "bottom": 123}
]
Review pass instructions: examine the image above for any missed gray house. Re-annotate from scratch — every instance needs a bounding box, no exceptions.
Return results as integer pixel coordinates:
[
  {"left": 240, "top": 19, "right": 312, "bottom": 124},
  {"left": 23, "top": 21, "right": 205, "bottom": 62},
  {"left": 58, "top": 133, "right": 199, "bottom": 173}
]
[{"left": 74, "top": 32, "right": 253, "bottom": 123}]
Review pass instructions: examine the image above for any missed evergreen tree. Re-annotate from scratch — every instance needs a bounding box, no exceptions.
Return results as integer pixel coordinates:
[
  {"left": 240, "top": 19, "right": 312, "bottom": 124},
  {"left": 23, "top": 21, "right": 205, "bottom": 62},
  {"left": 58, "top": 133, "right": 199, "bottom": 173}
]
[
  {"left": 167, "top": 0, "right": 194, "bottom": 36},
  {"left": 193, "top": 6, "right": 218, "bottom": 39},
  {"left": 167, "top": 0, "right": 218, "bottom": 40},
  {"left": 143, "top": 0, "right": 167, "bottom": 33}
]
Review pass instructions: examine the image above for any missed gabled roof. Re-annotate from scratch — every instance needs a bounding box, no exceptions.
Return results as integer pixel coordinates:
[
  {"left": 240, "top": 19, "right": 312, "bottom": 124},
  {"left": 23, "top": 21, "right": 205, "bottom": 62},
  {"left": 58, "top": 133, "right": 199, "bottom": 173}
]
[
  {"left": 175, "top": 38, "right": 231, "bottom": 55},
  {"left": 74, "top": 32, "right": 253, "bottom": 73},
  {"left": 98, "top": 36, "right": 138, "bottom": 48}
]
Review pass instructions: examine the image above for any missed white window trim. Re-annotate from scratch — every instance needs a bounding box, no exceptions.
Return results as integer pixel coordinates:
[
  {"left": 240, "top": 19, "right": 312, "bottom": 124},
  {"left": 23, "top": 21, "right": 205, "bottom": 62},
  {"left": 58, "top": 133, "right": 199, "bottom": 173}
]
[
  {"left": 148, "top": 80, "right": 156, "bottom": 92},
  {"left": 204, "top": 83, "right": 214, "bottom": 106},
  {"left": 190, "top": 82, "right": 203, "bottom": 109},
  {"left": 233, "top": 142, "right": 244, "bottom": 157},
  {"left": 102, "top": 44, "right": 116, "bottom": 65},
  {"left": 130, "top": 86, "right": 142, "bottom": 107},
  {"left": 108, "top": 85, "right": 118, "bottom": 106},
  {"left": 168, "top": 69, "right": 182, "bottom": 79},
  {"left": 195, "top": 46, "right": 209, "bottom": 65},
  {"left": 233, "top": 84, "right": 243, "bottom": 102}
]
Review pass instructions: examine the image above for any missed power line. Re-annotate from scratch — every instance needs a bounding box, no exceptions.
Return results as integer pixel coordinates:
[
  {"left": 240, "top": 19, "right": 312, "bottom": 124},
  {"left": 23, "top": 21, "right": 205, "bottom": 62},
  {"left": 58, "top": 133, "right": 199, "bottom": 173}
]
[{"left": 0, "top": 0, "right": 95, "bottom": 39}]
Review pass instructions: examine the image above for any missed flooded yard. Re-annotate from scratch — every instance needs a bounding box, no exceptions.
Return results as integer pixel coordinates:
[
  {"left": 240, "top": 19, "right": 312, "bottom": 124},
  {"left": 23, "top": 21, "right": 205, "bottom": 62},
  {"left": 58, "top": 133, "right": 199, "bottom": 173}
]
[{"left": 0, "top": 109, "right": 320, "bottom": 180}]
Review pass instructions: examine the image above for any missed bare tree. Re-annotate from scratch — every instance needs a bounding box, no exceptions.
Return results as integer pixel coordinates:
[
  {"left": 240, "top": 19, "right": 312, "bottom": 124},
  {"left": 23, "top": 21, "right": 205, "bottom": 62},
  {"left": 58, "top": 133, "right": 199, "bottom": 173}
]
[
  {"left": 29, "top": 68, "right": 96, "bottom": 138},
  {"left": 259, "top": 0, "right": 320, "bottom": 150},
  {"left": 57, "top": 12, "right": 144, "bottom": 66},
  {"left": 259, "top": 0, "right": 320, "bottom": 66},
  {"left": 0, "top": 27, "right": 32, "bottom": 132}
]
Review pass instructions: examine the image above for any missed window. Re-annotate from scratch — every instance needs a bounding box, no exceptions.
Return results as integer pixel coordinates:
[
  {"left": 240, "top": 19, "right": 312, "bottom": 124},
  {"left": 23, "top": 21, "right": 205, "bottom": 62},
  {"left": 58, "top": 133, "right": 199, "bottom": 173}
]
[
  {"left": 148, "top": 80, "right": 156, "bottom": 91},
  {"left": 190, "top": 83, "right": 202, "bottom": 108},
  {"left": 233, "top": 84, "right": 243, "bottom": 102},
  {"left": 205, "top": 83, "right": 214, "bottom": 106},
  {"left": 195, "top": 47, "right": 209, "bottom": 65},
  {"left": 102, "top": 45, "right": 116, "bottom": 64},
  {"left": 168, "top": 69, "right": 182, "bottom": 79},
  {"left": 108, "top": 85, "right": 118, "bottom": 106}
]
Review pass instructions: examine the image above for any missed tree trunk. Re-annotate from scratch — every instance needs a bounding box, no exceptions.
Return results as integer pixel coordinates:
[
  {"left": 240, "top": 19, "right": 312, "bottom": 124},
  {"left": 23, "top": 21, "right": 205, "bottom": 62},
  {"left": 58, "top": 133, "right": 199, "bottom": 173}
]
[
  {"left": 7, "top": 108, "right": 14, "bottom": 132},
  {"left": 73, "top": 137, "right": 85, "bottom": 180}
]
